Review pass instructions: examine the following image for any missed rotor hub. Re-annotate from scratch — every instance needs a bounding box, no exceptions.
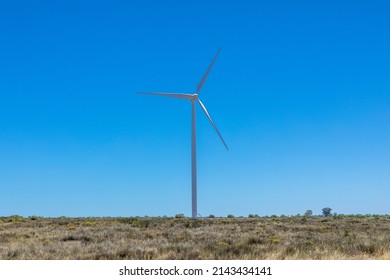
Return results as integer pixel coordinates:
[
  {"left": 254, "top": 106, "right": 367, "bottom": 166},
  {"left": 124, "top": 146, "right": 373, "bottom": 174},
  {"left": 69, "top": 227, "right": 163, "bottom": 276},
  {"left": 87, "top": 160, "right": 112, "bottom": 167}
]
[{"left": 190, "top": 93, "right": 198, "bottom": 101}]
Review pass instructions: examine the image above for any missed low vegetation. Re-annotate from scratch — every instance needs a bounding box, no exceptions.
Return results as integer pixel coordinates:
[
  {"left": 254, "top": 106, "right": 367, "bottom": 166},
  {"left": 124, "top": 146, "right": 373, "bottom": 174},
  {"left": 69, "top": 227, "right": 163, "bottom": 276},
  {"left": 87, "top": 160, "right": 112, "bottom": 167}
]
[{"left": 0, "top": 215, "right": 389, "bottom": 260}]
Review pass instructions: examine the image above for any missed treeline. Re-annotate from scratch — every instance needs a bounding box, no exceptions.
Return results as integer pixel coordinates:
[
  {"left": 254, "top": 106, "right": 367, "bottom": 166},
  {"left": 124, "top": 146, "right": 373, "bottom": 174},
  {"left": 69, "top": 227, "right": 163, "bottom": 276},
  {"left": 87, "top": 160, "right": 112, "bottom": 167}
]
[{"left": 1, "top": 212, "right": 390, "bottom": 222}]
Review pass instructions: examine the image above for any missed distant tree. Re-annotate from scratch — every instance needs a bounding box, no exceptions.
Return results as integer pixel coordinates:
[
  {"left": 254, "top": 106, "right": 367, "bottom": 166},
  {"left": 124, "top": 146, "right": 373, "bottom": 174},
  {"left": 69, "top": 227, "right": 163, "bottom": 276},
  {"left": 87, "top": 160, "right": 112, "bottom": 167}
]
[
  {"left": 304, "top": 210, "right": 313, "bottom": 217},
  {"left": 227, "top": 214, "right": 235, "bottom": 218},
  {"left": 322, "top": 207, "right": 332, "bottom": 217},
  {"left": 248, "top": 214, "right": 255, "bottom": 218},
  {"left": 208, "top": 214, "right": 215, "bottom": 218}
]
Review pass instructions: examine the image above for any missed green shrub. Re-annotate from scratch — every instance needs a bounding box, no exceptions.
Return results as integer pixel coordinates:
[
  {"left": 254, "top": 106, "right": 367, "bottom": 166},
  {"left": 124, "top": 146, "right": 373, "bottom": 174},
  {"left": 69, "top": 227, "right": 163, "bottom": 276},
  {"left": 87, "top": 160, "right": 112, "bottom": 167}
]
[
  {"left": 8, "top": 215, "right": 25, "bottom": 223},
  {"left": 175, "top": 214, "right": 185, "bottom": 219},
  {"left": 117, "top": 217, "right": 139, "bottom": 224},
  {"left": 29, "top": 216, "right": 43, "bottom": 220},
  {"left": 227, "top": 214, "right": 234, "bottom": 218},
  {"left": 139, "top": 219, "right": 151, "bottom": 228}
]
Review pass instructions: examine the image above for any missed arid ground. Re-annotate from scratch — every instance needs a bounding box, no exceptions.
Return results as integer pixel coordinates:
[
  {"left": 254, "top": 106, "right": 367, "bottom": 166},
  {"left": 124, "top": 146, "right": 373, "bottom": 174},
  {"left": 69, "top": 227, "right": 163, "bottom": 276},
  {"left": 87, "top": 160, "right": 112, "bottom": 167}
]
[{"left": 0, "top": 215, "right": 389, "bottom": 260}]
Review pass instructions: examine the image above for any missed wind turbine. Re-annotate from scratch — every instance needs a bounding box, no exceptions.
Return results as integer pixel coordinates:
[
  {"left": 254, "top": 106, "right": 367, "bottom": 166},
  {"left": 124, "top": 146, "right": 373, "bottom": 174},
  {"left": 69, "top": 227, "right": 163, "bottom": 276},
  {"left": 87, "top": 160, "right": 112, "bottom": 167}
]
[{"left": 137, "top": 48, "right": 228, "bottom": 219}]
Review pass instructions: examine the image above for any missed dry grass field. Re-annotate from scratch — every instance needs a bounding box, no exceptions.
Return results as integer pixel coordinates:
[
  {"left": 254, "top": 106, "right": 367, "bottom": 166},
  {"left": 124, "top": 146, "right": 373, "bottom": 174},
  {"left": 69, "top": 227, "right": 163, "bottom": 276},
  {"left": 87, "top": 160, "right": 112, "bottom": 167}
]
[{"left": 0, "top": 215, "right": 389, "bottom": 260}]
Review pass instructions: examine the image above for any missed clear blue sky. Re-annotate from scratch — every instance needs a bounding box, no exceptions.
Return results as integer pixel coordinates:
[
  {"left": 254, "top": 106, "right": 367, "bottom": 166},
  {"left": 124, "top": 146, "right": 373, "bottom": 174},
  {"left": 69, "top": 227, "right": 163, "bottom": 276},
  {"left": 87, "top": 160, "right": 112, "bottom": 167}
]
[{"left": 1, "top": 1, "right": 389, "bottom": 217}]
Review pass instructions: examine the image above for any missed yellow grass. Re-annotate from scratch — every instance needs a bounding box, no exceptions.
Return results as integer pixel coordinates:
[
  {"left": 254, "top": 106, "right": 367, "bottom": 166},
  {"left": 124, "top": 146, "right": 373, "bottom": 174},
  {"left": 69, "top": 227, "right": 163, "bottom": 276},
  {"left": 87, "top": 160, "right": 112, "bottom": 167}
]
[{"left": 0, "top": 216, "right": 389, "bottom": 260}]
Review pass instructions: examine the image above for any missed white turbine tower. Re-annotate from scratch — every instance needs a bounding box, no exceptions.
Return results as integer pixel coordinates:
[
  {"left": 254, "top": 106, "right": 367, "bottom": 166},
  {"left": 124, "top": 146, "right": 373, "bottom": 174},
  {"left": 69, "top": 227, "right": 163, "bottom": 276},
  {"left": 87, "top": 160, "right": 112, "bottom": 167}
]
[{"left": 138, "top": 48, "right": 228, "bottom": 219}]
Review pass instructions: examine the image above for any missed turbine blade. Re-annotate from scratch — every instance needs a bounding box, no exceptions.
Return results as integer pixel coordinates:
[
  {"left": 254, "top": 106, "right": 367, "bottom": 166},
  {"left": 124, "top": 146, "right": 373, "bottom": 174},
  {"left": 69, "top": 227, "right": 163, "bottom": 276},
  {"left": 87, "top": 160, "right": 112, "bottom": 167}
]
[
  {"left": 137, "top": 92, "right": 193, "bottom": 99},
  {"left": 197, "top": 98, "right": 228, "bottom": 150},
  {"left": 196, "top": 48, "right": 221, "bottom": 94}
]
